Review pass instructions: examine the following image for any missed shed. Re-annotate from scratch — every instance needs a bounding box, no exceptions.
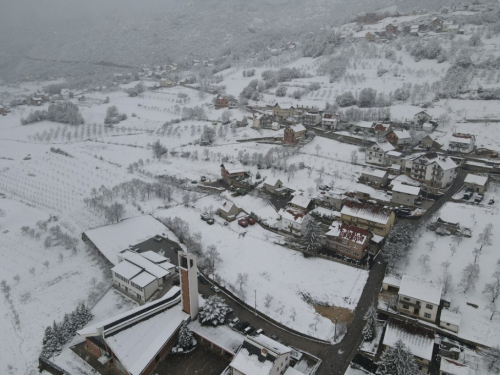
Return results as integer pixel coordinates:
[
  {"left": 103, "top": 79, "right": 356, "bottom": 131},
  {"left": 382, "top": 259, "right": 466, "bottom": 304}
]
[{"left": 464, "top": 174, "right": 488, "bottom": 194}]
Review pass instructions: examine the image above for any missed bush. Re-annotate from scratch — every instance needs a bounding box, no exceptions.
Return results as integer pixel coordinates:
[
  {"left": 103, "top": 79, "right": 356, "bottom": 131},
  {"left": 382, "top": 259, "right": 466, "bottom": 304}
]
[
  {"left": 276, "top": 85, "right": 287, "bottom": 97},
  {"left": 358, "top": 88, "right": 377, "bottom": 108},
  {"left": 336, "top": 91, "right": 356, "bottom": 107},
  {"left": 21, "top": 102, "right": 84, "bottom": 125}
]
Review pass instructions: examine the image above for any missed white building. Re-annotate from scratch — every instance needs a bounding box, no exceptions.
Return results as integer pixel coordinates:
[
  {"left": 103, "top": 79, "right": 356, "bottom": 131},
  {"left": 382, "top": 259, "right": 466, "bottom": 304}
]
[
  {"left": 230, "top": 334, "right": 292, "bottom": 375},
  {"left": 411, "top": 153, "right": 457, "bottom": 189},
  {"left": 391, "top": 183, "right": 420, "bottom": 206},
  {"left": 448, "top": 133, "right": 475, "bottom": 154},
  {"left": 321, "top": 113, "right": 343, "bottom": 130},
  {"left": 278, "top": 208, "right": 308, "bottom": 235},
  {"left": 439, "top": 309, "right": 462, "bottom": 334},
  {"left": 398, "top": 275, "right": 442, "bottom": 323},
  {"left": 365, "top": 141, "right": 395, "bottom": 166},
  {"left": 463, "top": 173, "right": 488, "bottom": 194},
  {"left": 360, "top": 167, "right": 389, "bottom": 186},
  {"left": 289, "top": 194, "right": 313, "bottom": 211},
  {"left": 440, "top": 358, "right": 476, "bottom": 375},
  {"left": 112, "top": 250, "right": 175, "bottom": 303}
]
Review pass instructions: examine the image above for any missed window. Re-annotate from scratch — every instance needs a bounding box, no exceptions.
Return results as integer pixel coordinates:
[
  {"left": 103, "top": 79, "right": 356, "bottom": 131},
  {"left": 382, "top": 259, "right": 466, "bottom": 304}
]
[
  {"left": 353, "top": 252, "right": 359, "bottom": 257},
  {"left": 426, "top": 304, "right": 433, "bottom": 310},
  {"left": 403, "top": 297, "right": 410, "bottom": 301},
  {"left": 402, "top": 304, "right": 409, "bottom": 309},
  {"left": 353, "top": 244, "right": 358, "bottom": 249},
  {"left": 446, "top": 323, "right": 450, "bottom": 326},
  {"left": 345, "top": 248, "right": 350, "bottom": 254},
  {"left": 424, "top": 313, "right": 431, "bottom": 319}
]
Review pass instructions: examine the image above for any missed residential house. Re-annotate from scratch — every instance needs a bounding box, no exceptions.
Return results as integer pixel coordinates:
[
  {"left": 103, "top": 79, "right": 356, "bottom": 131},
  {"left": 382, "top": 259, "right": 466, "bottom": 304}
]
[
  {"left": 463, "top": 173, "right": 488, "bottom": 194},
  {"left": 262, "top": 177, "right": 283, "bottom": 194},
  {"left": 278, "top": 207, "right": 307, "bottom": 235},
  {"left": 252, "top": 113, "right": 274, "bottom": 129},
  {"left": 112, "top": 250, "right": 175, "bottom": 303},
  {"left": 358, "top": 12, "right": 384, "bottom": 24},
  {"left": 386, "top": 130, "right": 412, "bottom": 150},
  {"left": 315, "top": 189, "right": 345, "bottom": 210},
  {"left": 30, "top": 97, "right": 43, "bottom": 106},
  {"left": 234, "top": 118, "right": 248, "bottom": 128},
  {"left": 321, "top": 113, "right": 343, "bottom": 130},
  {"left": 365, "top": 32, "right": 377, "bottom": 42},
  {"left": 439, "top": 310, "right": 462, "bottom": 334},
  {"left": 78, "top": 288, "right": 188, "bottom": 375},
  {"left": 360, "top": 168, "right": 389, "bottom": 186},
  {"left": 350, "top": 121, "right": 375, "bottom": 134},
  {"left": 410, "top": 25, "right": 420, "bottom": 36},
  {"left": 440, "top": 358, "right": 475, "bottom": 375},
  {"left": 398, "top": 274, "right": 442, "bottom": 323},
  {"left": 365, "top": 141, "right": 395, "bottom": 166},
  {"left": 421, "top": 135, "right": 442, "bottom": 150},
  {"left": 383, "top": 318, "right": 435, "bottom": 374},
  {"left": 430, "top": 17, "right": 443, "bottom": 31},
  {"left": 214, "top": 95, "right": 229, "bottom": 109},
  {"left": 299, "top": 108, "right": 322, "bottom": 127},
  {"left": 448, "top": 133, "right": 475, "bottom": 154},
  {"left": 229, "top": 335, "right": 292, "bottom": 375},
  {"left": 385, "top": 23, "right": 398, "bottom": 34},
  {"left": 443, "top": 22, "right": 460, "bottom": 33},
  {"left": 160, "top": 78, "right": 172, "bottom": 87},
  {"left": 289, "top": 194, "right": 313, "bottom": 211},
  {"left": 414, "top": 111, "right": 432, "bottom": 126},
  {"left": 391, "top": 183, "right": 420, "bottom": 206},
  {"left": 385, "top": 150, "right": 403, "bottom": 167},
  {"left": 325, "top": 222, "right": 371, "bottom": 261},
  {"left": 340, "top": 201, "right": 395, "bottom": 237},
  {"left": 270, "top": 103, "right": 299, "bottom": 119},
  {"left": 435, "top": 217, "right": 460, "bottom": 235},
  {"left": 220, "top": 162, "right": 247, "bottom": 182},
  {"left": 283, "top": 124, "right": 306, "bottom": 145},
  {"left": 411, "top": 153, "right": 457, "bottom": 189},
  {"left": 61, "top": 89, "right": 73, "bottom": 100},
  {"left": 217, "top": 200, "right": 241, "bottom": 222},
  {"left": 373, "top": 123, "right": 392, "bottom": 137}
]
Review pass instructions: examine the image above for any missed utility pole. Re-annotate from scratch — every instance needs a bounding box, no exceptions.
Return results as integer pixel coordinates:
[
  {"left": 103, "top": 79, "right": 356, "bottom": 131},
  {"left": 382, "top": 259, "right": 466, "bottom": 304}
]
[
  {"left": 254, "top": 290, "right": 257, "bottom": 316},
  {"left": 334, "top": 318, "right": 338, "bottom": 341}
]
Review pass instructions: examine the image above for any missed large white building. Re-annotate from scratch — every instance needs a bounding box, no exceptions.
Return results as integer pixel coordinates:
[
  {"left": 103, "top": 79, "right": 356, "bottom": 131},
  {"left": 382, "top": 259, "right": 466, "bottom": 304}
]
[
  {"left": 112, "top": 250, "right": 176, "bottom": 303},
  {"left": 448, "top": 133, "right": 475, "bottom": 154},
  {"left": 278, "top": 208, "right": 308, "bottom": 235},
  {"left": 411, "top": 153, "right": 457, "bottom": 190},
  {"left": 364, "top": 141, "right": 395, "bottom": 166},
  {"left": 397, "top": 275, "right": 442, "bottom": 323}
]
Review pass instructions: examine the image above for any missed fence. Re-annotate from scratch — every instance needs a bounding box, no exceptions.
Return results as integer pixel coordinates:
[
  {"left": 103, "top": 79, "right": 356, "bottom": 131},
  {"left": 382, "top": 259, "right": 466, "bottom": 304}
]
[{"left": 38, "top": 356, "right": 72, "bottom": 375}]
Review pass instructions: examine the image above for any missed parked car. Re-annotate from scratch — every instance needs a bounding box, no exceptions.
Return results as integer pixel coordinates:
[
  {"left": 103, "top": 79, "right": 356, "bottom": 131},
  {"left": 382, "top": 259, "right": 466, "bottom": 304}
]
[
  {"left": 236, "top": 322, "right": 250, "bottom": 332},
  {"left": 201, "top": 213, "right": 210, "bottom": 221},
  {"left": 172, "top": 278, "right": 180, "bottom": 286},
  {"left": 475, "top": 194, "right": 484, "bottom": 203},
  {"left": 153, "top": 235, "right": 162, "bottom": 242},
  {"left": 269, "top": 334, "right": 279, "bottom": 341},
  {"left": 201, "top": 176, "right": 206, "bottom": 182},
  {"left": 223, "top": 221, "right": 229, "bottom": 226},
  {"left": 226, "top": 308, "right": 233, "bottom": 315},
  {"left": 229, "top": 318, "right": 240, "bottom": 328},
  {"left": 318, "top": 185, "right": 327, "bottom": 191},
  {"left": 191, "top": 180, "right": 198, "bottom": 184},
  {"left": 489, "top": 199, "right": 495, "bottom": 205},
  {"left": 243, "top": 325, "right": 255, "bottom": 335},
  {"left": 238, "top": 219, "right": 248, "bottom": 228},
  {"left": 23, "top": 157, "right": 31, "bottom": 160},
  {"left": 255, "top": 328, "right": 264, "bottom": 335},
  {"left": 207, "top": 218, "right": 215, "bottom": 225},
  {"left": 463, "top": 192, "right": 472, "bottom": 200},
  {"left": 211, "top": 286, "right": 221, "bottom": 293},
  {"left": 198, "top": 275, "right": 208, "bottom": 285},
  {"left": 246, "top": 217, "right": 256, "bottom": 225}
]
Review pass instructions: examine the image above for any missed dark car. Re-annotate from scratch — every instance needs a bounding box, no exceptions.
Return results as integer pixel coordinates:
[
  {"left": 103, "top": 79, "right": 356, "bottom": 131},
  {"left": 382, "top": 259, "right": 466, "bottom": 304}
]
[
  {"left": 243, "top": 325, "right": 255, "bottom": 335},
  {"left": 198, "top": 275, "right": 208, "bottom": 284},
  {"left": 153, "top": 235, "right": 162, "bottom": 242},
  {"left": 172, "top": 278, "right": 180, "bottom": 286},
  {"left": 236, "top": 322, "right": 250, "bottom": 332},
  {"left": 207, "top": 218, "right": 215, "bottom": 225},
  {"left": 269, "top": 334, "right": 279, "bottom": 341},
  {"left": 475, "top": 194, "right": 484, "bottom": 203},
  {"left": 489, "top": 199, "right": 495, "bottom": 205},
  {"left": 463, "top": 192, "right": 472, "bottom": 200},
  {"left": 246, "top": 217, "right": 256, "bottom": 225},
  {"left": 238, "top": 219, "right": 248, "bottom": 228}
]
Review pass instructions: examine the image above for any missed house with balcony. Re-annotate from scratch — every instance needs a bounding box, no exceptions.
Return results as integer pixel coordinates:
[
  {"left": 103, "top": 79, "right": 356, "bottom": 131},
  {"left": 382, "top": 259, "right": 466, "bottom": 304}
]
[
  {"left": 270, "top": 103, "right": 299, "bottom": 120},
  {"left": 321, "top": 113, "right": 344, "bottom": 130},
  {"left": 340, "top": 201, "right": 395, "bottom": 237},
  {"left": 314, "top": 188, "right": 346, "bottom": 210},
  {"left": 448, "top": 133, "right": 475, "bottom": 154},
  {"left": 397, "top": 275, "right": 442, "bottom": 323},
  {"left": 324, "top": 222, "right": 371, "bottom": 261},
  {"left": 410, "top": 153, "right": 457, "bottom": 190},
  {"left": 365, "top": 141, "right": 395, "bottom": 166},
  {"left": 299, "top": 108, "right": 322, "bottom": 127},
  {"left": 382, "top": 318, "right": 435, "bottom": 374}
]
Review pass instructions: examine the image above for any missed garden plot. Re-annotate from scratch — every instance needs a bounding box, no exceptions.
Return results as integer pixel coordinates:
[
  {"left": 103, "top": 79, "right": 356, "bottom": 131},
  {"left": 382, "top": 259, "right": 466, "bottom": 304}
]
[
  {"left": 396, "top": 201, "right": 500, "bottom": 348},
  {"left": 155, "top": 200, "right": 368, "bottom": 342}
]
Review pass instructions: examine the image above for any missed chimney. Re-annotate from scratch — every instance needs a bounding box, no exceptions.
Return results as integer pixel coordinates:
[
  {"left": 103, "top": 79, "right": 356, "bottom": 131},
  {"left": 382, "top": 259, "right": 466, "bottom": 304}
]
[{"left": 178, "top": 252, "right": 199, "bottom": 320}]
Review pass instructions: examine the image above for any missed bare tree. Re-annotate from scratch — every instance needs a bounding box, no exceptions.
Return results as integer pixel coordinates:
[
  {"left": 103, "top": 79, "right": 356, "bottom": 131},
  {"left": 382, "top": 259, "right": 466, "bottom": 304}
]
[
  {"left": 477, "top": 223, "right": 493, "bottom": 251},
  {"left": 236, "top": 272, "right": 249, "bottom": 291},
  {"left": 425, "top": 241, "right": 435, "bottom": 252},
  {"left": 350, "top": 150, "right": 358, "bottom": 164},
  {"left": 13, "top": 274, "right": 20, "bottom": 283},
  {"left": 264, "top": 293, "right": 274, "bottom": 308},
  {"left": 472, "top": 247, "right": 482, "bottom": 263},
  {"left": 182, "top": 192, "right": 190, "bottom": 207},
  {"left": 486, "top": 302, "right": 500, "bottom": 321},
  {"left": 459, "top": 263, "right": 480, "bottom": 293},
  {"left": 289, "top": 307, "right": 297, "bottom": 322},
  {"left": 484, "top": 345, "right": 500, "bottom": 372},
  {"left": 439, "top": 272, "right": 454, "bottom": 295},
  {"left": 204, "top": 245, "right": 222, "bottom": 279},
  {"left": 450, "top": 245, "right": 457, "bottom": 256},
  {"left": 58, "top": 253, "right": 64, "bottom": 263},
  {"left": 484, "top": 282, "right": 500, "bottom": 303},
  {"left": 315, "top": 144, "right": 322, "bottom": 156},
  {"left": 441, "top": 260, "right": 451, "bottom": 271},
  {"left": 419, "top": 254, "right": 431, "bottom": 274}
]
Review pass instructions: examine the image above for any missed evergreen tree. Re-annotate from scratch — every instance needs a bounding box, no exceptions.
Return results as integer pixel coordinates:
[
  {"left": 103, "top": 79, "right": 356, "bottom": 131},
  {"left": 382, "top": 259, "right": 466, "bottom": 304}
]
[
  {"left": 303, "top": 216, "right": 322, "bottom": 252},
  {"left": 378, "top": 339, "right": 418, "bottom": 375},
  {"left": 362, "top": 304, "right": 378, "bottom": 342},
  {"left": 198, "top": 296, "right": 230, "bottom": 326},
  {"left": 178, "top": 321, "right": 194, "bottom": 349}
]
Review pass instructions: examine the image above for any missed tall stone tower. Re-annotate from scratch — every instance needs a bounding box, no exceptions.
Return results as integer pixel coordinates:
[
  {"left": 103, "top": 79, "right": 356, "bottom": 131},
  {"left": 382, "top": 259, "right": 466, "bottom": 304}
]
[{"left": 178, "top": 252, "right": 199, "bottom": 320}]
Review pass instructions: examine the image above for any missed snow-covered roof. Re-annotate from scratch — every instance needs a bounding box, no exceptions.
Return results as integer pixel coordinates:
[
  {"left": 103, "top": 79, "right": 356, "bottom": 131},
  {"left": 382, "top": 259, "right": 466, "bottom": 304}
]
[
  {"left": 230, "top": 347, "right": 274, "bottom": 375},
  {"left": 219, "top": 200, "right": 238, "bottom": 213},
  {"left": 393, "top": 174, "right": 421, "bottom": 187},
  {"left": 351, "top": 121, "right": 374, "bottom": 129},
  {"left": 390, "top": 164, "right": 401, "bottom": 171},
  {"left": 392, "top": 183, "right": 420, "bottom": 196},
  {"left": 119, "top": 250, "right": 169, "bottom": 278},
  {"left": 326, "top": 222, "right": 341, "bottom": 237},
  {"left": 310, "top": 207, "right": 340, "bottom": 218},
  {"left": 383, "top": 275, "right": 401, "bottom": 288},
  {"left": 464, "top": 174, "right": 488, "bottom": 186},
  {"left": 338, "top": 223, "right": 370, "bottom": 245},
  {"left": 32, "top": 97, "right": 42, "bottom": 101},
  {"left": 289, "top": 124, "right": 306, "bottom": 132},
  {"left": 250, "top": 334, "right": 291, "bottom": 355},
  {"left": 341, "top": 202, "right": 393, "bottom": 225},
  {"left": 279, "top": 208, "right": 306, "bottom": 224},
  {"left": 362, "top": 168, "right": 387, "bottom": 179},
  {"left": 264, "top": 177, "right": 281, "bottom": 187},
  {"left": 440, "top": 358, "right": 475, "bottom": 375},
  {"left": 284, "top": 367, "right": 304, "bottom": 375},
  {"left": 222, "top": 162, "right": 246, "bottom": 174},
  {"left": 399, "top": 275, "right": 442, "bottom": 305},
  {"left": 450, "top": 134, "right": 474, "bottom": 145},
  {"left": 376, "top": 141, "right": 395, "bottom": 153},
  {"left": 440, "top": 309, "right": 462, "bottom": 327},
  {"left": 433, "top": 156, "right": 457, "bottom": 171},
  {"left": 290, "top": 194, "right": 312, "bottom": 209},
  {"left": 140, "top": 250, "right": 171, "bottom": 265},
  {"left": 111, "top": 260, "right": 142, "bottom": 280},
  {"left": 106, "top": 304, "right": 188, "bottom": 375},
  {"left": 131, "top": 271, "right": 157, "bottom": 288},
  {"left": 189, "top": 320, "right": 244, "bottom": 355},
  {"left": 371, "top": 234, "right": 384, "bottom": 244},
  {"left": 393, "top": 130, "right": 411, "bottom": 140},
  {"left": 386, "top": 150, "right": 402, "bottom": 157},
  {"left": 83, "top": 215, "right": 169, "bottom": 265},
  {"left": 77, "top": 287, "right": 181, "bottom": 337},
  {"left": 383, "top": 320, "right": 434, "bottom": 361}
]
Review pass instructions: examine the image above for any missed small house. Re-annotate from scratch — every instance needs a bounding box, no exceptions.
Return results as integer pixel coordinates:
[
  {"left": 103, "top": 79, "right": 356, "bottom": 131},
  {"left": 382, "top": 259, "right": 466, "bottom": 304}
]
[
  {"left": 430, "top": 17, "right": 443, "bottom": 31},
  {"left": 385, "top": 23, "right": 398, "bottom": 34},
  {"left": 278, "top": 208, "right": 307, "bottom": 235},
  {"left": 262, "top": 177, "right": 283, "bottom": 194},
  {"left": 315, "top": 189, "right": 345, "bottom": 210},
  {"left": 321, "top": 113, "right": 342, "bottom": 130},
  {"left": 360, "top": 168, "right": 389, "bottom": 186},
  {"left": 325, "top": 222, "right": 371, "bottom": 261},
  {"left": 340, "top": 201, "right": 395, "bottom": 237},
  {"left": 299, "top": 108, "right": 322, "bottom": 127},
  {"left": 463, "top": 173, "right": 488, "bottom": 194},
  {"left": 391, "top": 183, "right": 420, "bottom": 206},
  {"left": 373, "top": 123, "right": 392, "bottom": 137},
  {"left": 217, "top": 200, "right": 241, "bottom": 222},
  {"left": 214, "top": 95, "right": 229, "bottom": 109},
  {"left": 439, "top": 310, "right": 461, "bottom": 334},
  {"left": 289, "top": 194, "right": 313, "bottom": 211},
  {"left": 270, "top": 103, "right": 299, "bottom": 119},
  {"left": 448, "top": 133, "right": 475, "bottom": 154},
  {"left": 220, "top": 162, "right": 247, "bottom": 182},
  {"left": 414, "top": 111, "right": 432, "bottom": 126},
  {"left": 350, "top": 121, "right": 375, "bottom": 134},
  {"left": 283, "top": 124, "right": 306, "bottom": 146},
  {"left": 365, "top": 32, "right": 377, "bottom": 42},
  {"left": 398, "top": 274, "right": 442, "bottom": 323},
  {"left": 440, "top": 358, "right": 475, "bottom": 375},
  {"left": 252, "top": 113, "right": 274, "bottom": 129},
  {"left": 421, "top": 135, "right": 442, "bottom": 150},
  {"left": 365, "top": 141, "right": 395, "bottom": 166},
  {"left": 386, "top": 130, "right": 412, "bottom": 149},
  {"left": 234, "top": 118, "right": 248, "bottom": 128},
  {"left": 30, "top": 97, "right": 43, "bottom": 106}
]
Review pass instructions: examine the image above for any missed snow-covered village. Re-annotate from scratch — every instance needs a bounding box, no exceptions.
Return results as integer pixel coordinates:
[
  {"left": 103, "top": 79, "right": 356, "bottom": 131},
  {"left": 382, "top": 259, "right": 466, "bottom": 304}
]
[{"left": 2, "top": 1, "right": 500, "bottom": 374}]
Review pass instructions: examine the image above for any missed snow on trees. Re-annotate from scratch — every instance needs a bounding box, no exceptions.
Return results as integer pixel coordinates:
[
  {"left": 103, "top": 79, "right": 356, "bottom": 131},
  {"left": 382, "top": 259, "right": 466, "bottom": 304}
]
[
  {"left": 198, "top": 296, "right": 230, "bottom": 326},
  {"left": 383, "top": 222, "right": 415, "bottom": 272},
  {"left": 177, "top": 321, "right": 194, "bottom": 349},
  {"left": 362, "top": 304, "right": 378, "bottom": 342},
  {"left": 459, "top": 263, "right": 480, "bottom": 293},
  {"left": 378, "top": 339, "right": 419, "bottom": 375},
  {"left": 152, "top": 140, "right": 168, "bottom": 159},
  {"left": 21, "top": 102, "right": 85, "bottom": 125},
  {"left": 303, "top": 216, "right": 322, "bottom": 252}
]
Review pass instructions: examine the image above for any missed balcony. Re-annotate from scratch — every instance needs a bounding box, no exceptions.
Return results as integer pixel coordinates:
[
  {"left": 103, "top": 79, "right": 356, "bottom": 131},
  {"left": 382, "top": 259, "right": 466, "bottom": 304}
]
[{"left": 400, "top": 299, "right": 421, "bottom": 308}]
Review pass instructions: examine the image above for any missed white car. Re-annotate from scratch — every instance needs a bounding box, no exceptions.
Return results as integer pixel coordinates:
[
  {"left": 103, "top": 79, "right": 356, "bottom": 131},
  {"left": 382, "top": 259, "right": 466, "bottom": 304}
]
[
  {"left": 229, "top": 318, "right": 240, "bottom": 328},
  {"left": 211, "top": 286, "right": 221, "bottom": 293}
]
